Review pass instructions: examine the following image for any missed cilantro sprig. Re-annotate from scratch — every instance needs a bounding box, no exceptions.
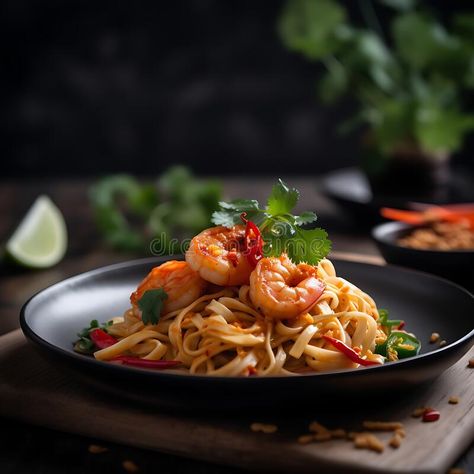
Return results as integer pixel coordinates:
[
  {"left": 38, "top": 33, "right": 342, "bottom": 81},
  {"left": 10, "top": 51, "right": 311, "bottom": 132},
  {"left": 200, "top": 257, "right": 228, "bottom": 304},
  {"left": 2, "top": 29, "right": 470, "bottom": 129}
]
[
  {"left": 138, "top": 288, "right": 169, "bottom": 325},
  {"left": 211, "top": 179, "right": 331, "bottom": 265}
]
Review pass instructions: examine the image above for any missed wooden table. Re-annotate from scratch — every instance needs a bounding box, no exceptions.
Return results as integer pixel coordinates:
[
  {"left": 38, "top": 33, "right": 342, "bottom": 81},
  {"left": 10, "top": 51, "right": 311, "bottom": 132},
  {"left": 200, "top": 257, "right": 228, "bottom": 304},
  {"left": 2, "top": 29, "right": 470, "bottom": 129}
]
[{"left": 0, "top": 178, "right": 472, "bottom": 473}]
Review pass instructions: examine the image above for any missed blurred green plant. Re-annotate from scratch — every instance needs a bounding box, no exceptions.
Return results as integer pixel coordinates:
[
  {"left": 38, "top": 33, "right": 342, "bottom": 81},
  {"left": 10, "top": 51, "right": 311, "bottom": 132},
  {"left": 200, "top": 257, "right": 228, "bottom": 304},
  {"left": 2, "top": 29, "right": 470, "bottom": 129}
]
[
  {"left": 278, "top": 0, "right": 474, "bottom": 157},
  {"left": 90, "top": 166, "right": 222, "bottom": 253}
]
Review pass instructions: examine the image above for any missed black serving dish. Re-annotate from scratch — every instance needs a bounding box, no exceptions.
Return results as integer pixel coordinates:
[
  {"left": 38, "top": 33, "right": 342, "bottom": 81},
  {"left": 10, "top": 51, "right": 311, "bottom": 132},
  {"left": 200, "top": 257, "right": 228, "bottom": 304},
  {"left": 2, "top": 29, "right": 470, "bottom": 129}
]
[
  {"left": 372, "top": 221, "right": 474, "bottom": 290},
  {"left": 321, "top": 167, "right": 474, "bottom": 225},
  {"left": 20, "top": 257, "right": 474, "bottom": 412}
]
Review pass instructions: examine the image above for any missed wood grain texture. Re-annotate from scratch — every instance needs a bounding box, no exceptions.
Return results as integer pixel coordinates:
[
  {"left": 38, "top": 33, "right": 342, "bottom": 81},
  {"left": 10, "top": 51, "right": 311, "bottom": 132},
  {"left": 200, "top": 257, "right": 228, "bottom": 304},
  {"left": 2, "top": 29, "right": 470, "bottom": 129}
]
[{"left": 0, "top": 329, "right": 472, "bottom": 474}]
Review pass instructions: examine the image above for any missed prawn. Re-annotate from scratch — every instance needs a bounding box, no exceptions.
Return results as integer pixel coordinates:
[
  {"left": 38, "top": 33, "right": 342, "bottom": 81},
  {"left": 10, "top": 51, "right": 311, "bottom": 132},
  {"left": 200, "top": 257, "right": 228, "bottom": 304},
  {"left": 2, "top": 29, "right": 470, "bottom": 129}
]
[
  {"left": 249, "top": 254, "right": 325, "bottom": 320},
  {"left": 185, "top": 225, "right": 254, "bottom": 286},
  {"left": 131, "top": 260, "right": 207, "bottom": 314}
]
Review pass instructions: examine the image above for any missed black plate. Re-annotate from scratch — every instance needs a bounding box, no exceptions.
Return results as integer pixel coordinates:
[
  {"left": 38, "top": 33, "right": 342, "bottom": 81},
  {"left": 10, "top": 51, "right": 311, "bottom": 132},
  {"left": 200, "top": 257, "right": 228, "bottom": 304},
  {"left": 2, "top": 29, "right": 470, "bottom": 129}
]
[
  {"left": 321, "top": 167, "right": 474, "bottom": 225},
  {"left": 372, "top": 221, "right": 474, "bottom": 291},
  {"left": 20, "top": 257, "right": 474, "bottom": 411}
]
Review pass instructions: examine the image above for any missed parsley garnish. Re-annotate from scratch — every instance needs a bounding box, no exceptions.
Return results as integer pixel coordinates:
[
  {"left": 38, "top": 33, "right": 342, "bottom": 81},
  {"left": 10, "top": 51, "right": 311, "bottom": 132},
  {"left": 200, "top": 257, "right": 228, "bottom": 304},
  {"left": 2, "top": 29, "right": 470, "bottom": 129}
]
[
  {"left": 211, "top": 179, "right": 331, "bottom": 265},
  {"left": 138, "top": 288, "right": 169, "bottom": 325}
]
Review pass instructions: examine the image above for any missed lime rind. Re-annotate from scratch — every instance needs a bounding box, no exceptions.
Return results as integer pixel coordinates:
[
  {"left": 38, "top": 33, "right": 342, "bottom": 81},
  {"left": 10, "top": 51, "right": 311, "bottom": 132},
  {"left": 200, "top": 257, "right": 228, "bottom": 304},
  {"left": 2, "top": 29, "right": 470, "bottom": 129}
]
[{"left": 5, "top": 195, "right": 68, "bottom": 268}]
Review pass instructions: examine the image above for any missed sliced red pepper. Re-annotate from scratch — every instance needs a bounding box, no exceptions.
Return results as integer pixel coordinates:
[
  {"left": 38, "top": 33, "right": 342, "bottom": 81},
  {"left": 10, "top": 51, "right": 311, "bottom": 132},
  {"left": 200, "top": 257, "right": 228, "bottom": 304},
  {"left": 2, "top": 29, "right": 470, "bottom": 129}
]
[
  {"left": 89, "top": 329, "right": 117, "bottom": 349},
  {"left": 240, "top": 213, "right": 263, "bottom": 266},
  {"left": 397, "top": 321, "right": 406, "bottom": 330},
  {"left": 112, "top": 356, "right": 181, "bottom": 370},
  {"left": 323, "top": 335, "right": 382, "bottom": 367},
  {"left": 422, "top": 409, "right": 440, "bottom": 422}
]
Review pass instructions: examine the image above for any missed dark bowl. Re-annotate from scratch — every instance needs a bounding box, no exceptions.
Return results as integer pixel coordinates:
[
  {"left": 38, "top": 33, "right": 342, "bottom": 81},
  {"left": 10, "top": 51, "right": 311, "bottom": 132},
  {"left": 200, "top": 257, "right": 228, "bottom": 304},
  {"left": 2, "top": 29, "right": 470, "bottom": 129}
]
[
  {"left": 372, "top": 222, "right": 474, "bottom": 290},
  {"left": 20, "top": 257, "right": 474, "bottom": 412}
]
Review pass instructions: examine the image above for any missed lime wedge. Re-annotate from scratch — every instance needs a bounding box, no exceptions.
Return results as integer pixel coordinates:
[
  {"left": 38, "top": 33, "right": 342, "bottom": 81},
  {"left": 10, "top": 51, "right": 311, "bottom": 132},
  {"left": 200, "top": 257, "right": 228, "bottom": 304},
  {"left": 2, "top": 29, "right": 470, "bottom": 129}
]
[{"left": 5, "top": 195, "right": 67, "bottom": 268}]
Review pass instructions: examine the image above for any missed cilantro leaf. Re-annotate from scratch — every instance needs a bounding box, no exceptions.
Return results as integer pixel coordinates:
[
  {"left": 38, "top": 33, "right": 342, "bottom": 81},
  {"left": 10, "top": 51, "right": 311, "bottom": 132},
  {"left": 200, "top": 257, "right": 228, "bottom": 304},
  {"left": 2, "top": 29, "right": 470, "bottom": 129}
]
[
  {"left": 295, "top": 211, "right": 318, "bottom": 226},
  {"left": 211, "top": 199, "right": 266, "bottom": 227},
  {"left": 266, "top": 179, "right": 299, "bottom": 215},
  {"left": 219, "top": 199, "right": 260, "bottom": 211},
  {"left": 265, "top": 223, "right": 331, "bottom": 265},
  {"left": 211, "top": 179, "right": 331, "bottom": 264},
  {"left": 138, "top": 288, "right": 169, "bottom": 325}
]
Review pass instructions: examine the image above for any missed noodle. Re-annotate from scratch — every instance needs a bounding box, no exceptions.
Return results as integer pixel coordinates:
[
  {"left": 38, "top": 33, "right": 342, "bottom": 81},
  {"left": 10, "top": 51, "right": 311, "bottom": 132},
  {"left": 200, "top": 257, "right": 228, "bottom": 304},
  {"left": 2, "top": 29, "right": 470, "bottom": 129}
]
[{"left": 91, "top": 258, "right": 387, "bottom": 375}]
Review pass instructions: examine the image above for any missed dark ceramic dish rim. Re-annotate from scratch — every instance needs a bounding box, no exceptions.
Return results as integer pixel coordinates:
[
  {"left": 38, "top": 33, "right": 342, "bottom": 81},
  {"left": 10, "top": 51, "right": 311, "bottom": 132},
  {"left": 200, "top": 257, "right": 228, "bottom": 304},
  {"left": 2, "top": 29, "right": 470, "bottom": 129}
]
[
  {"left": 372, "top": 221, "right": 474, "bottom": 255},
  {"left": 20, "top": 256, "right": 474, "bottom": 383}
]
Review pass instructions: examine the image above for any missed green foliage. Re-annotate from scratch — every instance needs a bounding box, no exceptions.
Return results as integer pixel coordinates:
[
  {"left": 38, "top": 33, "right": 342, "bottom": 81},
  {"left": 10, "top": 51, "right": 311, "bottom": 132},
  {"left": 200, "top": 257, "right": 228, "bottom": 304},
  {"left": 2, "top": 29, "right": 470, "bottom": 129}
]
[
  {"left": 278, "top": 0, "right": 474, "bottom": 156},
  {"left": 138, "top": 288, "right": 169, "bottom": 325},
  {"left": 90, "top": 166, "right": 222, "bottom": 253},
  {"left": 212, "top": 179, "right": 331, "bottom": 265}
]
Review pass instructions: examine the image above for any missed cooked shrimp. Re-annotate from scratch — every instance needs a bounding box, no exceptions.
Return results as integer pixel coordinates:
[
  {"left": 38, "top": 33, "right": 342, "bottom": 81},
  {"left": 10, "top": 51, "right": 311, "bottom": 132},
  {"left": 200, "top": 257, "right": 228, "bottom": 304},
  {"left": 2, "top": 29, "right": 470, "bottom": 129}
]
[
  {"left": 130, "top": 260, "right": 207, "bottom": 314},
  {"left": 249, "top": 254, "right": 325, "bottom": 320},
  {"left": 186, "top": 225, "right": 254, "bottom": 286}
]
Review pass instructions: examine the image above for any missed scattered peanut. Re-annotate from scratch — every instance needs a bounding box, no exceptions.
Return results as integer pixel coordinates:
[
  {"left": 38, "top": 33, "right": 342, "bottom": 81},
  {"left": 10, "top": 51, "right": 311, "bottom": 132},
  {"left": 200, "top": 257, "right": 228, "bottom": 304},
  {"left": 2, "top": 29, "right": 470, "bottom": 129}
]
[
  {"left": 430, "top": 332, "right": 440, "bottom": 343},
  {"left": 439, "top": 340, "right": 447, "bottom": 347},
  {"left": 308, "top": 421, "right": 330, "bottom": 434},
  {"left": 395, "top": 428, "right": 406, "bottom": 438},
  {"left": 313, "top": 432, "right": 332, "bottom": 442},
  {"left": 250, "top": 422, "right": 278, "bottom": 434},
  {"left": 297, "top": 434, "right": 314, "bottom": 445},
  {"left": 448, "top": 468, "right": 465, "bottom": 474},
  {"left": 362, "top": 421, "right": 404, "bottom": 431},
  {"left": 468, "top": 358, "right": 474, "bottom": 368},
  {"left": 448, "top": 396, "right": 460, "bottom": 405},
  {"left": 354, "top": 433, "right": 384, "bottom": 453},
  {"left": 122, "top": 460, "right": 139, "bottom": 473},
  {"left": 88, "top": 444, "right": 108, "bottom": 454},
  {"left": 411, "top": 407, "right": 427, "bottom": 418},
  {"left": 330, "top": 428, "right": 347, "bottom": 439},
  {"left": 389, "top": 432, "right": 403, "bottom": 449}
]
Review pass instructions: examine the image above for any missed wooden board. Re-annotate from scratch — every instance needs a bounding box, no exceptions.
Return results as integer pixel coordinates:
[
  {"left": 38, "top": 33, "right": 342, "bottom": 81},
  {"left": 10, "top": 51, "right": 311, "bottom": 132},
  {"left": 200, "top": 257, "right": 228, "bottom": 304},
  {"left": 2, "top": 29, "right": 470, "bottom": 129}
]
[{"left": 0, "top": 329, "right": 473, "bottom": 474}]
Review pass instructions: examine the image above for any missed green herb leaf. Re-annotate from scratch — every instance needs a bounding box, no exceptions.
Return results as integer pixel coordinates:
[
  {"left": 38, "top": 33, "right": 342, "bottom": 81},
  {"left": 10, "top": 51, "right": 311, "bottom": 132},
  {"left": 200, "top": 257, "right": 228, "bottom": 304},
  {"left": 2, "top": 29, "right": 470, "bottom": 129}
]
[
  {"left": 212, "top": 180, "right": 331, "bottom": 265},
  {"left": 295, "top": 211, "right": 318, "bottom": 226},
  {"left": 266, "top": 179, "right": 299, "bottom": 215},
  {"left": 278, "top": 0, "right": 347, "bottom": 60},
  {"left": 138, "top": 288, "right": 169, "bottom": 325},
  {"left": 211, "top": 199, "right": 266, "bottom": 227}
]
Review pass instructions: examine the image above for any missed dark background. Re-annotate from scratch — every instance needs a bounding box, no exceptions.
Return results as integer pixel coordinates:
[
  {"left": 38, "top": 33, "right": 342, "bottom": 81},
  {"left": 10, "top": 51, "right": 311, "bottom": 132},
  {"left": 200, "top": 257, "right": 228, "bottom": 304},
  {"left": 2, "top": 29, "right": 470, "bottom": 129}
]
[{"left": 1, "top": 0, "right": 473, "bottom": 178}]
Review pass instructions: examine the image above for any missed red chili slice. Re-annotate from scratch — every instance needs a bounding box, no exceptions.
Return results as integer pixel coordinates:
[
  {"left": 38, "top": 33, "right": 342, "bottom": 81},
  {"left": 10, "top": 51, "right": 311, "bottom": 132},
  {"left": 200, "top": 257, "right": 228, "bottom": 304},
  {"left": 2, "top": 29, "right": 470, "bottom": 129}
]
[
  {"left": 323, "top": 335, "right": 382, "bottom": 367},
  {"left": 240, "top": 213, "right": 264, "bottom": 266},
  {"left": 112, "top": 356, "right": 181, "bottom": 370},
  {"left": 89, "top": 329, "right": 117, "bottom": 349}
]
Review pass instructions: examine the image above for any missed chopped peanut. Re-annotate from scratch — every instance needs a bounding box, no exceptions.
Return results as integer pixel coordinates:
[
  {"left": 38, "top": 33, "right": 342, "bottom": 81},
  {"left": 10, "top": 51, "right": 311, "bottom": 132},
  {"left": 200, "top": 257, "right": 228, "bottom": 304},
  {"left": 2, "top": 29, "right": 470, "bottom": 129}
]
[
  {"left": 250, "top": 422, "right": 278, "bottom": 434},
  {"left": 439, "top": 340, "right": 447, "bottom": 347},
  {"left": 362, "top": 421, "right": 404, "bottom": 431},
  {"left": 354, "top": 433, "right": 384, "bottom": 453},
  {"left": 313, "top": 432, "right": 332, "bottom": 442},
  {"left": 297, "top": 434, "right": 314, "bottom": 445},
  {"left": 308, "top": 421, "right": 330, "bottom": 434},
  {"left": 88, "top": 444, "right": 108, "bottom": 454},
  {"left": 448, "top": 396, "right": 460, "bottom": 405},
  {"left": 122, "top": 460, "right": 139, "bottom": 473},
  {"left": 389, "top": 432, "right": 403, "bottom": 449},
  {"left": 330, "top": 428, "right": 347, "bottom": 439},
  {"left": 430, "top": 332, "right": 440, "bottom": 343},
  {"left": 412, "top": 407, "right": 427, "bottom": 418},
  {"left": 395, "top": 428, "right": 406, "bottom": 438}
]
